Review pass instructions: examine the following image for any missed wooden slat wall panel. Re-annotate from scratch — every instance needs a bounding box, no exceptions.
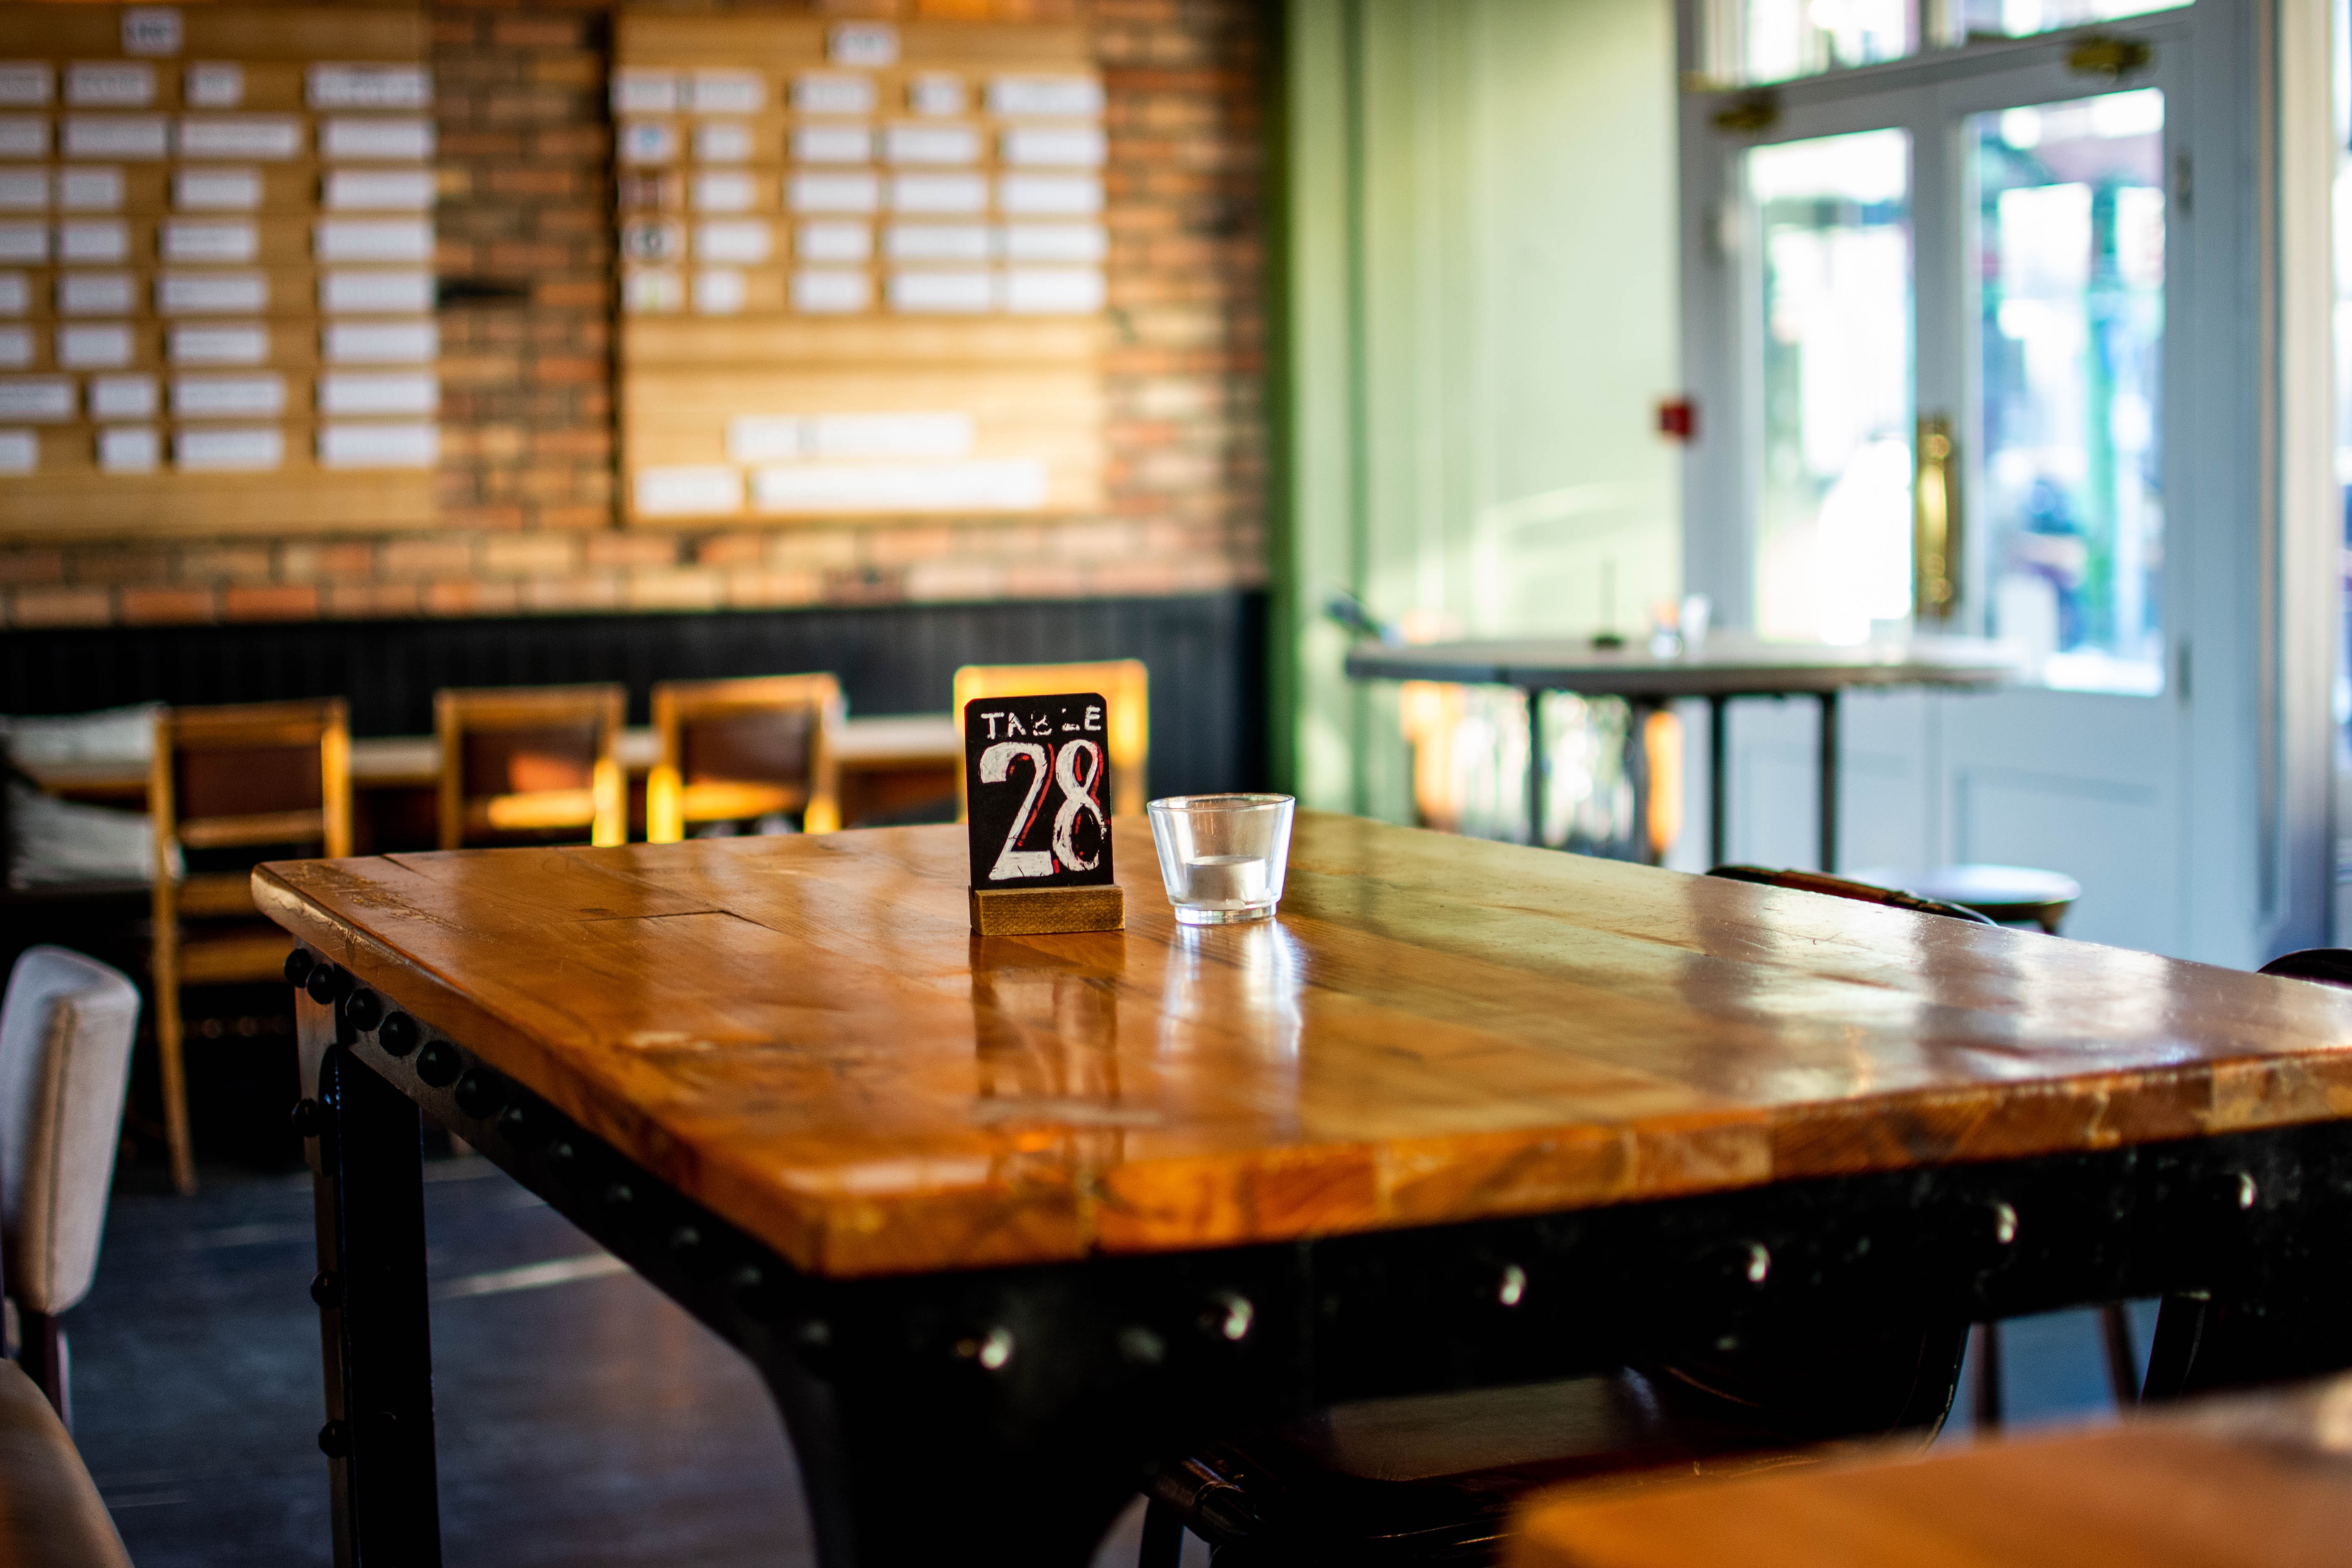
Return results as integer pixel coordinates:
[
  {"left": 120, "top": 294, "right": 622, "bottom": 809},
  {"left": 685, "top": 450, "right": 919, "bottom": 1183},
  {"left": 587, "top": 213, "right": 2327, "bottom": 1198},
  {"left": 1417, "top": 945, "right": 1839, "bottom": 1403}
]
[{"left": 0, "top": 592, "right": 1272, "bottom": 797}]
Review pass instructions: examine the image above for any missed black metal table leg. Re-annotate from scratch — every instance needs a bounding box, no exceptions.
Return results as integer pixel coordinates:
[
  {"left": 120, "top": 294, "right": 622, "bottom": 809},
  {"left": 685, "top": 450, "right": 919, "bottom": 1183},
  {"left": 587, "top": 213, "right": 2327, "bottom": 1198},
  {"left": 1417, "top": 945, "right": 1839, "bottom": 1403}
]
[
  {"left": 1817, "top": 689, "right": 1841, "bottom": 873},
  {"left": 310, "top": 1041, "right": 442, "bottom": 1567},
  {"left": 1708, "top": 694, "right": 1729, "bottom": 867},
  {"left": 1525, "top": 687, "right": 1547, "bottom": 848}
]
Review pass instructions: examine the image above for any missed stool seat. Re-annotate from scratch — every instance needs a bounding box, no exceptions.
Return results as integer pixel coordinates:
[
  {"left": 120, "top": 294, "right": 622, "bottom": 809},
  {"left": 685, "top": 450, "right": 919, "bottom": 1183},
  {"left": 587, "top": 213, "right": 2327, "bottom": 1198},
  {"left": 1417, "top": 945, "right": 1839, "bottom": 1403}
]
[{"left": 1847, "top": 865, "right": 2081, "bottom": 933}]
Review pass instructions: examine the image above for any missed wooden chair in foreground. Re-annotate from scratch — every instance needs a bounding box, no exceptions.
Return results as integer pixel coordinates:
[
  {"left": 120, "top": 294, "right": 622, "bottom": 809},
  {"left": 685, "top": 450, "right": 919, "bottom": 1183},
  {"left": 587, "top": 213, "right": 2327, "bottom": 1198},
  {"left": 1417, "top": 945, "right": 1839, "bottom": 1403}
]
[
  {"left": 952, "top": 659, "right": 1148, "bottom": 820},
  {"left": 435, "top": 685, "right": 625, "bottom": 850},
  {"left": 646, "top": 675, "right": 842, "bottom": 843},
  {"left": 0, "top": 946, "right": 137, "bottom": 1425},
  {"left": 0, "top": 1358, "right": 132, "bottom": 1566},
  {"left": 151, "top": 699, "right": 349, "bottom": 1195}
]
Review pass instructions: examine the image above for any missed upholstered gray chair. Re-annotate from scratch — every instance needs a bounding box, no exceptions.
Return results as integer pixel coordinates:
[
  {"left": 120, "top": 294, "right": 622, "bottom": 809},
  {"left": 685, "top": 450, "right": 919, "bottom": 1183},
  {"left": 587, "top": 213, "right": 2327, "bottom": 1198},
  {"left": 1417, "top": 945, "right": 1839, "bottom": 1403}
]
[
  {"left": 0, "top": 946, "right": 139, "bottom": 1426},
  {"left": 0, "top": 1356, "right": 131, "bottom": 1566}
]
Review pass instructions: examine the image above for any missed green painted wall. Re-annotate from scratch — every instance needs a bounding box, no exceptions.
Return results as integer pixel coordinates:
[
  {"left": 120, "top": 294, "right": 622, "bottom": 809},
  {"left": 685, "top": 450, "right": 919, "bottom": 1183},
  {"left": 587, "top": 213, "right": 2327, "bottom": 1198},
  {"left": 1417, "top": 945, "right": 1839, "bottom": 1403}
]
[{"left": 1277, "top": 0, "right": 1682, "bottom": 817}]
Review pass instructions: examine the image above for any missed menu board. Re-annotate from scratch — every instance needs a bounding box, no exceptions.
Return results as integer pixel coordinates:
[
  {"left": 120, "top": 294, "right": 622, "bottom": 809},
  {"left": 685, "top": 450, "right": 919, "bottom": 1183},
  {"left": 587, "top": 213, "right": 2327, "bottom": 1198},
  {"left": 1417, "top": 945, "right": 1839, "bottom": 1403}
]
[
  {"left": 0, "top": 6, "right": 435, "bottom": 536},
  {"left": 614, "top": 14, "right": 1104, "bottom": 525}
]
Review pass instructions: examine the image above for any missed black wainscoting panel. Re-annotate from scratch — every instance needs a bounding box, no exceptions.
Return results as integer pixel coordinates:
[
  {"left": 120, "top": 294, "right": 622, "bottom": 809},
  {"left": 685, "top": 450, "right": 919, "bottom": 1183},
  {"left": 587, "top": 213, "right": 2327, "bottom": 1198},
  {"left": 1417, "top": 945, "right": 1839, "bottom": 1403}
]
[{"left": 0, "top": 591, "right": 1268, "bottom": 796}]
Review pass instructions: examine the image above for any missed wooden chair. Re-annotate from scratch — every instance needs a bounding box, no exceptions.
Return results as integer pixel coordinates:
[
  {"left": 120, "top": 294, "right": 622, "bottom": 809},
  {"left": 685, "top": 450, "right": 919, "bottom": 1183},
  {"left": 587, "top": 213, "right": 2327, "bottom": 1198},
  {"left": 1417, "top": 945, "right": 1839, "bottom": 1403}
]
[
  {"left": 952, "top": 659, "right": 1148, "bottom": 820},
  {"left": 0, "top": 1359, "right": 132, "bottom": 1566},
  {"left": 2256, "top": 948, "right": 2352, "bottom": 987},
  {"left": 151, "top": 699, "right": 350, "bottom": 1195},
  {"left": 1846, "top": 865, "right": 2082, "bottom": 933},
  {"left": 646, "top": 675, "right": 842, "bottom": 843},
  {"left": 0, "top": 946, "right": 138, "bottom": 1425},
  {"left": 1706, "top": 865, "right": 1996, "bottom": 926},
  {"left": 435, "top": 685, "right": 625, "bottom": 850}
]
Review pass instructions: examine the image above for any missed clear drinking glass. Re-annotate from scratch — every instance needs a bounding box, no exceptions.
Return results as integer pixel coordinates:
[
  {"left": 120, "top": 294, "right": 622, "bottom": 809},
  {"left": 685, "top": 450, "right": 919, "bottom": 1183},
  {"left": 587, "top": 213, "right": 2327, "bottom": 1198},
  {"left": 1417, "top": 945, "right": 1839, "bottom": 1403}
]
[{"left": 1146, "top": 794, "right": 1295, "bottom": 926}]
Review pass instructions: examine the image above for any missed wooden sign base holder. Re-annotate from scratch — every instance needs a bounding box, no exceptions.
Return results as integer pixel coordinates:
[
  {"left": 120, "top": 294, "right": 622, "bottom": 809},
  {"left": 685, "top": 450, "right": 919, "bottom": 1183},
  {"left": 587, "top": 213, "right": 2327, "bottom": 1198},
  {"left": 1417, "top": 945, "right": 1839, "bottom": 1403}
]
[{"left": 970, "top": 885, "right": 1125, "bottom": 936}]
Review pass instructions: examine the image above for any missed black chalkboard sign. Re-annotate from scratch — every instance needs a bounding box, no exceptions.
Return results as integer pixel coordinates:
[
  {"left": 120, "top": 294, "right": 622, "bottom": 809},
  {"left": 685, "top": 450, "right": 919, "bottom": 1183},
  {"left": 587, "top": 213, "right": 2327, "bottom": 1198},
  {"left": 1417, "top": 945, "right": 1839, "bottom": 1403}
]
[{"left": 964, "top": 691, "right": 1115, "bottom": 891}]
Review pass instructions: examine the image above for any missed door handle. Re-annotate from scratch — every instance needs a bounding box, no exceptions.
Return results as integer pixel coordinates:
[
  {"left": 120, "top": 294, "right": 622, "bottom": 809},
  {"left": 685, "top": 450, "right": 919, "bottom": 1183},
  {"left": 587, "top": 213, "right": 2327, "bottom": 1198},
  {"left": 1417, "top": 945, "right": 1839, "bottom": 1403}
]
[{"left": 1914, "top": 414, "right": 1960, "bottom": 621}]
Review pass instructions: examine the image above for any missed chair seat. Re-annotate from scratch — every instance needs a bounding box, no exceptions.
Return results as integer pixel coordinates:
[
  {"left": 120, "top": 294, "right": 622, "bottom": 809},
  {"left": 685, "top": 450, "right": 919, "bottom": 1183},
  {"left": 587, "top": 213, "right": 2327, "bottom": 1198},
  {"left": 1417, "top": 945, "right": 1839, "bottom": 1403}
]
[
  {"left": 470, "top": 789, "right": 599, "bottom": 833},
  {"left": 1848, "top": 864, "right": 2081, "bottom": 932},
  {"left": 679, "top": 780, "right": 806, "bottom": 823},
  {"left": 172, "top": 872, "right": 257, "bottom": 918},
  {"left": 0, "top": 1360, "right": 131, "bottom": 1566},
  {"left": 172, "top": 923, "right": 295, "bottom": 985}
]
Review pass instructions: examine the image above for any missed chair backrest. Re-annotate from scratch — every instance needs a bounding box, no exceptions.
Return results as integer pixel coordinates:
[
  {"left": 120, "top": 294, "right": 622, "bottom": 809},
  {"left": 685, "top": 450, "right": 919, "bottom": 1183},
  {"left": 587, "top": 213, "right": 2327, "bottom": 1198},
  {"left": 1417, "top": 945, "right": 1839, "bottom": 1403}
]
[
  {"left": 2258, "top": 949, "right": 2352, "bottom": 988},
  {"left": 1707, "top": 865, "right": 1997, "bottom": 925},
  {"left": 952, "top": 659, "right": 1148, "bottom": 819},
  {"left": 435, "top": 684, "right": 626, "bottom": 850},
  {"left": 0, "top": 947, "right": 138, "bottom": 1316},
  {"left": 150, "top": 699, "right": 352, "bottom": 879},
  {"left": 648, "top": 674, "right": 843, "bottom": 843}
]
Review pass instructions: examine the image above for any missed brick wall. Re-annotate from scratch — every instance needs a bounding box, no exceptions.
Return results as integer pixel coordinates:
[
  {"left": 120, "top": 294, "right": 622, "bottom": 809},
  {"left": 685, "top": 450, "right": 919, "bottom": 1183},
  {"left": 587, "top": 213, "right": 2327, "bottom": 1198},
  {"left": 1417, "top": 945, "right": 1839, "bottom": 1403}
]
[{"left": 0, "top": 0, "right": 1268, "bottom": 628}]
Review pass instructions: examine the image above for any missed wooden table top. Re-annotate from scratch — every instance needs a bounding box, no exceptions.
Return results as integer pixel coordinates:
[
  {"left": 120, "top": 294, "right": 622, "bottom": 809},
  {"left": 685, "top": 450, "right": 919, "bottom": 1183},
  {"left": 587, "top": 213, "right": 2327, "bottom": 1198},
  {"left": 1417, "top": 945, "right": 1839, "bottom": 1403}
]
[
  {"left": 1508, "top": 1377, "right": 2352, "bottom": 1568},
  {"left": 20, "top": 713, "right": 960, "bottom": 796},
  {"left": 254, "top": 813, "right": 2352, "bottom": 1279},
  {"left": 1344, "top": 633, "right": 2018, "bottom": 698}
]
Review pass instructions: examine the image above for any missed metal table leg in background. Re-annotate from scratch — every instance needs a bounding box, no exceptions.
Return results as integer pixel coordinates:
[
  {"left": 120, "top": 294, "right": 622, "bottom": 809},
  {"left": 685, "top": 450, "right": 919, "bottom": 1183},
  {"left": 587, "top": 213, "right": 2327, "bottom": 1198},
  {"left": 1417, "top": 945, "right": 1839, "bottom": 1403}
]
[
  {"left": 1525, "top": 686, "right": 1547, "bottom": 848},
  {"left": 1817, "top": 690, "right": 1841, "bottom": 874},
  {"left": 308, "top": 1039, "right": 443, "bottom": 1567},
  {"left": 1708, "top": 696, "right": 1730, "bottom": 868}
]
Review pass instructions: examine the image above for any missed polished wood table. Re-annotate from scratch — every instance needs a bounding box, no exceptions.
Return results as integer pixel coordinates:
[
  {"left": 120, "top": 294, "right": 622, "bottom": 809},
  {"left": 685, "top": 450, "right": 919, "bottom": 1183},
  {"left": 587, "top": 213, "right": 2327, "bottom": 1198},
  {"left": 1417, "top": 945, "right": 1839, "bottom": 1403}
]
[
  {"left": 256, "top": 814, "right": 2352, "bottom": 1566},
  {"left": 1343, "top": 635, "right": 2017, "bottom": 868},
  {"left": 1509, "top": 1375, "right": 2352, "bottom": 1568}
]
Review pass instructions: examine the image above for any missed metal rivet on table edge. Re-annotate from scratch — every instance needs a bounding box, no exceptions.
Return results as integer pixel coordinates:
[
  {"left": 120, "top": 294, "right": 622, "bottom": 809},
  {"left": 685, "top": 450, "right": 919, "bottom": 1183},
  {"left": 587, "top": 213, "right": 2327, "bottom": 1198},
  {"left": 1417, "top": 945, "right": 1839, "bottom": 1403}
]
[
  {"left": 414, "top": 1040, "right": 460, "bottom": 1088},
  {"left": 376, "top": 1013, "right": 419, "bottom": 1056}
]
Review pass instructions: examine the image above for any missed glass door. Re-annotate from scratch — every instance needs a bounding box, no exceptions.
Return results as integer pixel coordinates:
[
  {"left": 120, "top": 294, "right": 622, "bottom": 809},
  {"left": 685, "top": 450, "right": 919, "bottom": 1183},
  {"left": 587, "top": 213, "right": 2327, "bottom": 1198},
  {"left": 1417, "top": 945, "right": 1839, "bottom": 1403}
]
[
  {"left": 1943, "top": 73, "right": 2172, "bottom": 694},
  {"left": 1681, "top": 4, "right": 2235, "bottom": 956},
  {"left": 1750, "top": 126, "right": 1918, "bottom": 645}
]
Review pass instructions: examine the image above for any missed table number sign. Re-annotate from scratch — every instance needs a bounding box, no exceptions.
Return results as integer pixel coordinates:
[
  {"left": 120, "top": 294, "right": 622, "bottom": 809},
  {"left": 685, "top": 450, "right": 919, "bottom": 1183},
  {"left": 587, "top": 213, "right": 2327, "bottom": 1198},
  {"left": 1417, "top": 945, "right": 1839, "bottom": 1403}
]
[{"left": 964, "top": 689, "right": 1122, "bottom": 935}]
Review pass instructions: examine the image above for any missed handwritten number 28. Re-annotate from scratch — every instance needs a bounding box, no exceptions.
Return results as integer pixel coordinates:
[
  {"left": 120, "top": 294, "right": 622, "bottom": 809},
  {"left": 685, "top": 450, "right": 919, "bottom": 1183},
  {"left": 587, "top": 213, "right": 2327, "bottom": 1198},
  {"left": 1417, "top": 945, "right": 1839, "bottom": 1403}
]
[{"left": 980, "top": 738, "right": 1106, "bottom": 881}]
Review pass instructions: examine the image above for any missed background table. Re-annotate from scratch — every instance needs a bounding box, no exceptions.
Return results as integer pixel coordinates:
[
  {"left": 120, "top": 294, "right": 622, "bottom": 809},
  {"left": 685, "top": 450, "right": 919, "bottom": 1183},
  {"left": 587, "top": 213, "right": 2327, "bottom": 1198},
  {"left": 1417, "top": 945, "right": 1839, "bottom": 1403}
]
[
  {"left": 1509, "top": 1375, "right": 2352, "bottom": 1568},
  {"left": 1344, "top": 635, "right": 2016, "bottom": 868},
  {"left": 15, "top": 712, "right": 963, "bottom": 831},
  {"left": 258, "top": 815, "right": 2352, "bottom": 1565}
]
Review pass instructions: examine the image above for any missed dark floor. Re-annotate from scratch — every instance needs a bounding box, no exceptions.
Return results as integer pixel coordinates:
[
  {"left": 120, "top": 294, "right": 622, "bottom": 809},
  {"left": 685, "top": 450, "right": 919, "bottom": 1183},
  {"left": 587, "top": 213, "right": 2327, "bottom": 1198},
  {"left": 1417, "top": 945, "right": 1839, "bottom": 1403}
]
[
  {"left": 68, "top": 1156, "right": 2153, "bottom": 1567},
  {"left": 74, "top": 1156, "right": 808, "bottom": 1568}
]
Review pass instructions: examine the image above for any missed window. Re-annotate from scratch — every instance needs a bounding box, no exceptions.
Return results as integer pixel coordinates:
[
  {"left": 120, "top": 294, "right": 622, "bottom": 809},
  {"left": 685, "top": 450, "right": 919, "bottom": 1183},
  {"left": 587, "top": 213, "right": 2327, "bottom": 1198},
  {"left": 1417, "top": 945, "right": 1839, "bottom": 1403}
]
[
  {"left": 1971, "top": 88, "right": 2165, "bottom": 691},
  {"left": 1750, "top": 129, "right": 1915, "bottom": 643}
]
